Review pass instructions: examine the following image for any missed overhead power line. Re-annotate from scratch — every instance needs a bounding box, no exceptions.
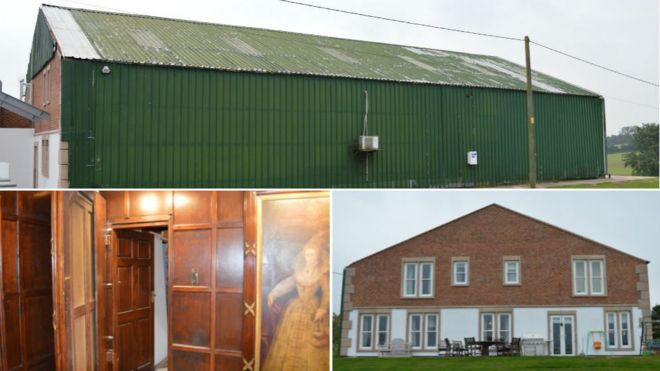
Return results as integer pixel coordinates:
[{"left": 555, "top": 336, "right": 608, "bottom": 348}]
[
  {"left": 280, "top": 0, "right": 523, "bottom": 42},
  {"left": 530, "top": 41, "right": 659, "bottom": 88},
  {"left": 280, "top": 0, "right": 659, "bottom": 88}
]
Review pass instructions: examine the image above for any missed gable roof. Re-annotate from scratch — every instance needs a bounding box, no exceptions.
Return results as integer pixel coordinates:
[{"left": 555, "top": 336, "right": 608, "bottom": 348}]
[
  {"left": 0, "top": 90, "right": 49, "bottom": 122},
  {"left": 36, "top": 4, "right": 598, "bottom": 97},
  {"left": 348, "top": 203, "right": 649, "bottom": 267}
]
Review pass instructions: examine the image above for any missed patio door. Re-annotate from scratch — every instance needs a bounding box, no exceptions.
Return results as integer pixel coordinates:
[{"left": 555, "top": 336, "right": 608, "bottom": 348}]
[{"left": 550, "top": 315, "right": 575, "bottom": 356}]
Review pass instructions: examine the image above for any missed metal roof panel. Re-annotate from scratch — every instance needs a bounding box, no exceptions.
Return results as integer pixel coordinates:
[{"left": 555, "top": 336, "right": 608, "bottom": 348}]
[{"left": 40, "top": 4, "right": 598, "bottom": 96}]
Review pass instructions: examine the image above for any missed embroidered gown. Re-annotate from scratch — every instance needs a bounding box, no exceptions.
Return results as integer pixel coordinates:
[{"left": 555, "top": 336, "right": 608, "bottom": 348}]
[{"left": 263, "top": 275, "right": 329, "bottom": 371}]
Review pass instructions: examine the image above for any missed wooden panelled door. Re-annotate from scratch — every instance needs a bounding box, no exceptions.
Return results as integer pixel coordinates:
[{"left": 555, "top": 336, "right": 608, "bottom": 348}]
[
  {"left": 112, "top": 229, "right": 155, "bottom": 370},
  {"left": 54, "top": 191, "right": 96, "bottom": 371}
]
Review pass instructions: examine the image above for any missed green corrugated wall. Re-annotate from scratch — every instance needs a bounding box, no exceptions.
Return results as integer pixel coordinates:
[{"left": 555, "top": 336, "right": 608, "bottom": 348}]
[
  {"left": 61, "top": 59, "right": 605, "bottom": 188},
  {"left": 26, "top": 11, "right": 56, "bottom": 81}
]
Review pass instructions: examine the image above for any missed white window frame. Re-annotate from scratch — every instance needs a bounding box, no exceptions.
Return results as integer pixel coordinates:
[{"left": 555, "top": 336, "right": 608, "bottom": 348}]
[
  {"left": 481, "top": 313, "right": 495, "bottom": 341},
  {"left": 419, "top": 262, "right": 434, "bottom": 297},
  {"left": 481, "top": 312, "right": 513, "bottom": 342},
  {"left": 572, "top": 258, "right": 606, "bottom": 296},
  {"left": 606, "top": 312, "right": 617, "bottom": 348},
  {"left": 452, "top": 260, "right": 469, "bottom": 286},
  {"left": 401, "top": 259, "right": 434, "bottom": 298},
  {"left": 590, "top": 260, "right": 604, "bottom": 295},
  {"left": 403, "top": 263, "right": 418, "bottom": 297},
  {"left": 359, "top": 314, "right": 374, "bottom": 350},
  {"left": 619, "top": 312, "right": 631, "bottom": 349},
  {"left": 424, "top": 314, "right": 439, "bottom": 349},
  {"left": 498, "top": 313, "right": 512, "bottom": 343},
  {"left": 573, "top": 260, "right": 587, "bottom": 295},
  {"left": 605, "top": 311, "right": 633, "bottom": 350},
  {"left": 376, "top": 314, "right": 390, "bottom": 348},
  {"left": 408, "top": 314, "right": 423, "bottom": 350},
  {"left": 503, "top": 259, "right": 520, "bottom": 285}
]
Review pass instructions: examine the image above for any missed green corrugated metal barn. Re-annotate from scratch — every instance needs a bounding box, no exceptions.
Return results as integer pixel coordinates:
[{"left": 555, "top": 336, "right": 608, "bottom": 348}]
[{"left": 27, "top": 4, "right": 606, "bottom": 188}]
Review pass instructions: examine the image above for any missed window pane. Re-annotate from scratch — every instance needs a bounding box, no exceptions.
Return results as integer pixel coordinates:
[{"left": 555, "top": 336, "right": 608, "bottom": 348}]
[
  {"left": 506, "top": 261, "right": 519, "bottom": 283},
  {"left": 620, "top": 313, "right": 629, "bottom": 347},
  {"left": 405, "top": 264, "right": 416, "bottom": 296},
  {"left": 421, "top": 263, "right": 432, "bottom": 279},
  {"left": 378, "top": 316, "right": 388, "bottom": 331},
  {"left": 426, "top": 315, "right": 438, "bottom": 348},
  {"left": 454, "top": 262, "right": 467, "bottom": 283},
  {"left": 575, "top": 261, "right": 585, "bottom": 277},
  {"left": 564, "top": 319, "right": 573, "bottom": 355},
  {"left": 592, "top": 277, "right": 603, "bottom": 294},
  {"left": 552, "top": 318, "right": 561, "bottom": 355},
  {"left": 421, "top": 279, "right": 431, "bottom": 295},
  {"left": 483, "top": 314, "right": 494, "bottom": 340},
  {"left": 411, "top": 315, "right": 421, "bottom": 331},
  {"left": 591, "top": 261, "right": 603, "bottom": 294},
  {"left": 361, "top": 316, "right": 373, "bottom": 348},
  {"left": 607, "top": 313, "right": 617, "bottom": 347}
]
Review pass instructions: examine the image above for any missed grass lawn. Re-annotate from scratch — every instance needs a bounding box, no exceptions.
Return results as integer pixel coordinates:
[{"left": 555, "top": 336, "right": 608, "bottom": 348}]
[
  {"left": 607, "top": 152, "right": 634, "bottom": 176},
  {"left": 333, "top": 355, "right": 660, "bottom": 370},
  {"left": 550, "top": 178, "right": 659, "bottom": 189}
]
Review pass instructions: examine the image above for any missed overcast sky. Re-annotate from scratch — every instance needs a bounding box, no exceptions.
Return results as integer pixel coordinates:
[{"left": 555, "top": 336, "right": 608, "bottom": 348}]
[
  {"left": 0, "top": 0, "right": 657, "bottom": 135},
  {"left": 332, "top": 190, "right": 660, "bottom": 313}
]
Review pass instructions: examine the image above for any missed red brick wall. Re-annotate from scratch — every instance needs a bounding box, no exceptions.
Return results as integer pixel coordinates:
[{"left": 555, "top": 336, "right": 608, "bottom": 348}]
[
  {"left": 0, "top": 107, "right": 32, "bottom": 128},
  {"left": 350, "top": 205, "right": 646, "bottom": 308},
  {"left": 29, "top": 51, "right": 61, "bottom": 134}
]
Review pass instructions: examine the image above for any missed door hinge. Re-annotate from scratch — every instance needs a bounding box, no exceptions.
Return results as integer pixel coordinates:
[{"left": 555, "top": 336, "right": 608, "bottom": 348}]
[
  {"left": 52, "top": 312, "right": 57, "bottom": 331},
  {"left": 104, "top": 229, "right": 112, "bottom": 247},
  {"left": 50, "top": 238, "right": 55, "bottom": 257}
]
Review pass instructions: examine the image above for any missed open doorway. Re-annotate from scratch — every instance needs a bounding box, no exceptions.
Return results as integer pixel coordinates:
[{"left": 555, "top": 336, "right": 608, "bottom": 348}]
[
  {"left": 110, "top": 225, "right": 169, "bottom": 370},
  {"left": 0, "top": 191, "right": 56, "bottom": 370}
]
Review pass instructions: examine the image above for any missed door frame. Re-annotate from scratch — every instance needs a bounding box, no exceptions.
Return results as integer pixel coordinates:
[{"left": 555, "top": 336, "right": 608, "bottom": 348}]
[
  {"left": 548, "top": 313, "right": 577, "bottom": 356},
  {"left": 95, "top": 198, "right": 171, "bottom": 371}
]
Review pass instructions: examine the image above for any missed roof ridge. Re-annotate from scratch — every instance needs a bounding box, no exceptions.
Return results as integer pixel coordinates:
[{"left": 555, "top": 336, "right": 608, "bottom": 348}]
[{"left": 39, "top": 3, "right": 502, "bottom": 61}]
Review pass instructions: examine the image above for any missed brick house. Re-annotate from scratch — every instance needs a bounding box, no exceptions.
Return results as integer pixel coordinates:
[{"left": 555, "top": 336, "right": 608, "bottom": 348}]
[{"left": 340, "top": 204, "right": 652, "bottom": 357}]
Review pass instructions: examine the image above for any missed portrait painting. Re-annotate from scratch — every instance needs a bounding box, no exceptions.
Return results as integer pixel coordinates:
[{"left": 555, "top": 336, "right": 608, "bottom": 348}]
[{"left": 256, "top": 192, "right": 330, "bottom": 371}]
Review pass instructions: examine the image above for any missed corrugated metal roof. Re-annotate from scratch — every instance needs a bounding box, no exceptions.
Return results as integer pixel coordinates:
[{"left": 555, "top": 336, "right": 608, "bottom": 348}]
[{"left": 41, "top": 4, "right": 598, "bottom": 96}]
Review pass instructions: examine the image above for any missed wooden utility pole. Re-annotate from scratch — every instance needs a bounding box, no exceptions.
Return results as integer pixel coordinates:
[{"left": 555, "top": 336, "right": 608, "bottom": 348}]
[{"left": 525, "top": 36, "right": 537, "bottom": 188}]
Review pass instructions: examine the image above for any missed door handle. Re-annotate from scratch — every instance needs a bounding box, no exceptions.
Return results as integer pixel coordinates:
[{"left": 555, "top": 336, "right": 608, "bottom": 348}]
[{"left": 191, "top": 268, "right": 199, "bottom": 285}]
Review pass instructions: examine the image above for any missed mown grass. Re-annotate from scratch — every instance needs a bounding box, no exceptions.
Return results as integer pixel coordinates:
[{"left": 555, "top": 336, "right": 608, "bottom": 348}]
[
  {"left": 607, "top": 152, "right": 633, "bottom": 176},
  {"left": 333, "top": 355, "right": 660, "bottom": 370},
  {"left": 550, "top": 178, "right": 659, "bottom": 189}
]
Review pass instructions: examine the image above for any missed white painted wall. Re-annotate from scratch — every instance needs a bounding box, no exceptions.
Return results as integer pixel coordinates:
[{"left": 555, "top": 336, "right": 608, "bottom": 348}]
[
  {"left": 34, "top": 132, "right": 61, "bottom": 188},
  {"left": 0, "top": 128, "right": 34, "bottom": 187},
  {"left": 154, "top": 235, "right": 168, "bottom": 364},
  {"left": 346, "top": 306, "right": 644, "bottom": 356}
]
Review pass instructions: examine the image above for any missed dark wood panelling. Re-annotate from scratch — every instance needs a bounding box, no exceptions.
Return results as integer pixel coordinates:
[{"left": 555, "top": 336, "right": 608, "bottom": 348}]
[
  {"left": 0, "top": 191, "right": 55, "bottom": 371},
  {"left": 172, "top": 350, "right": 209, "bottom": 369},
  {"left": 128, "top": 191, "right": 172, "bottom": 218},
  {"left": 169, "top": 191, "right": 249, "bottom": 371},
  {"left": 216, "top": 228, "right": 244, "bottom": 289},
  {"left": 216, "top": 293, "right": 243, "bottom": 351},
  {"left": 114, "top": 229, "right": 154, "bottom": 371},
  {"left": 172, "top": 292, "right": 211, "bottom": 347},
  {"left": 172, "top": 230, "right": 212, "bottom": 287},
  {"left": 173, "top": 191, "right": 212, "bottom": 225},
  {"left": 1, "top": 220, "right": 18, "bottom": 293}
]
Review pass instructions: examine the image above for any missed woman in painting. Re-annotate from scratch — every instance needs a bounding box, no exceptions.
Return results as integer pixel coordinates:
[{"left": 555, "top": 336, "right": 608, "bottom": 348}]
[{"left": 263, "top": 232, "right": 329, "bottom": 371}]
